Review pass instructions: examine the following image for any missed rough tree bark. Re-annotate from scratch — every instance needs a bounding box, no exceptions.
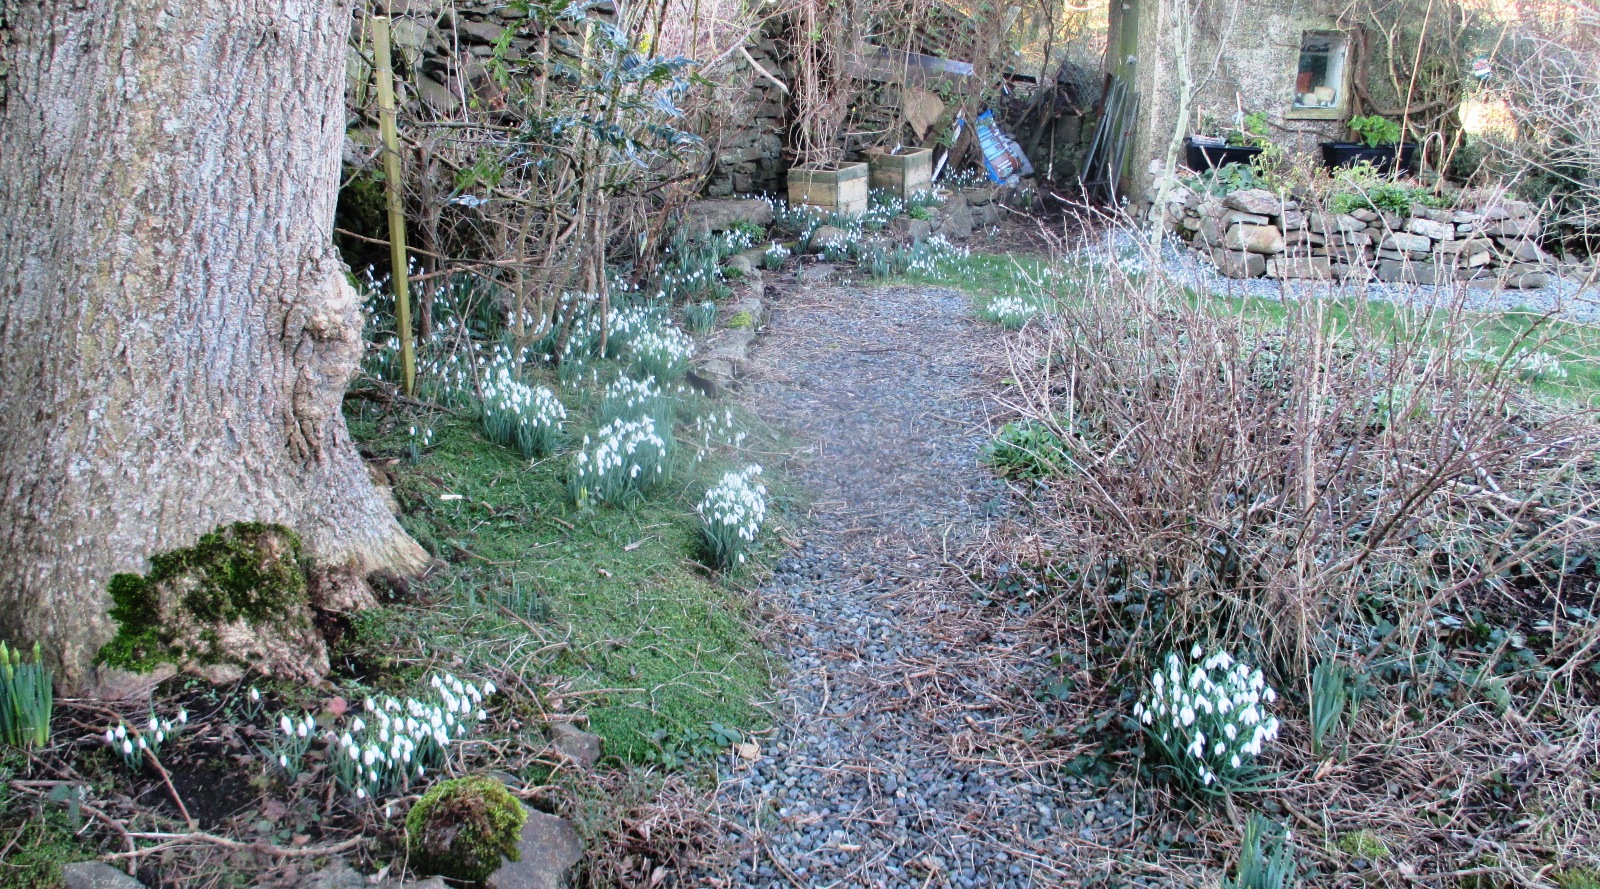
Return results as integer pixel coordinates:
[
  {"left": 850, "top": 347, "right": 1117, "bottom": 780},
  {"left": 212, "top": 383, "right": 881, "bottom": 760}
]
[{"left": 0, "top": 0, "right": 428, "bottom": 694}]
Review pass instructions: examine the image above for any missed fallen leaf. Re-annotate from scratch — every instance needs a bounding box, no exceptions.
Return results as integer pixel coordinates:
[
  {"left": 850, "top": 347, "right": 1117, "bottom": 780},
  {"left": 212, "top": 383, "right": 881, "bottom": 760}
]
[
  {"left": 623, "top": 540, "right": 643, "bottom": 552},
  {"left": 324, "top": 696, "right": 348, "bottom": 717},
  {"left": 734, "top": 741, "right": 760, "bottom": 760},
  {"left": 597, "top": 567, "right": 612, "bottom": 578},
  {"left": 649, "top": 866, "right": 668, "bottom": 886},
  {"left": 291, "top": 834, "right": 310, "bottom": 846}
]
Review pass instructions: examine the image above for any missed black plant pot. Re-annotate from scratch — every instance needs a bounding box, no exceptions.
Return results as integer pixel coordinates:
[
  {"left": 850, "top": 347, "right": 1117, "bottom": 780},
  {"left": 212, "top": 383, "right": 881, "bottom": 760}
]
[
  {"left": 1320, "top": 141, "right": 1419, "bottom": 177},
  {"left": 1185, "top": 138, "right": 1264, "bottom": 172}
]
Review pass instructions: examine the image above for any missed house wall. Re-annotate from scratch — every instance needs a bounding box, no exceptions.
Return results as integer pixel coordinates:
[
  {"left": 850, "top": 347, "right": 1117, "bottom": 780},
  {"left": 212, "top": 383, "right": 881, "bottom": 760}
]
[{"left": 1111, "top": 0, "right": 1353, "bottom": 199}]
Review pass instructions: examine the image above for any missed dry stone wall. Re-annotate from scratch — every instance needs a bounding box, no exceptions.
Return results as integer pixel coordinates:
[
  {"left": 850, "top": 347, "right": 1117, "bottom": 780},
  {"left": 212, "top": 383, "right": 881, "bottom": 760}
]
[{"left": 1152, "top": 183, "right": 1556, "bottom": 290}]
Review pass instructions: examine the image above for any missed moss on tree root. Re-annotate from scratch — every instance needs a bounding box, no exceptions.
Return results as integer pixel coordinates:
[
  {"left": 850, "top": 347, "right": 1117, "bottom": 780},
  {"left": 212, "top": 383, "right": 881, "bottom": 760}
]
[{"left": 96, "top": 522, "right": 328, "bottom": 680}]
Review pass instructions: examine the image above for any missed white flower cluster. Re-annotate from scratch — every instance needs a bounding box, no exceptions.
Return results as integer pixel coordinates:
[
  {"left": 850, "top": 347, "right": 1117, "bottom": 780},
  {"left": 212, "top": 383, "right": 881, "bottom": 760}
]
[
  {"left": 570, "top": 415, "right": 673, "bottom": 506},
  {"left": 625, "top": 323, "right": 696, "bottom": 382},
  {"left": 104, "top": 709, "right": 187, "bottom": 771},
  {"left": 481, "top": 364, "right": 566, "bottom": 458},
  {"left": 762, "top": 241, "right": 791, "bottom": 270},
  {"left": 904, "top": 234, "right": 972, "bottom": 276},
  {"left": 601, "top": 374, "right": 672, "bottom": 424},
  {"left": 697, "top": 465, "right": 767, "bottom": 567},
  {"left": 328, "top": 673, "right": 493, "bottom": 802},
  {"left": 983, "top": 294, "right": 1046, "bottom": 330},
  {"left": 1136, "top": 646, "right": 1280, "bottom": 791},
  {"left": 687, "top": 407, "right": 747, "bottom": 462}
]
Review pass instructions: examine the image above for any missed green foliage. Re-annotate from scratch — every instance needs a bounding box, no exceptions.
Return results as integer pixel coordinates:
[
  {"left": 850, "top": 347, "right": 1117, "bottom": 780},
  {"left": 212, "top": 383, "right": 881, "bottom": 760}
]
[
  {"left": 1227, "top": 111, "right": 1273, "bottom": 148},
  {"left": 1336, "top": 829, "right": 1391, "bottom": 860},
  {"left": 1555, "top": 869, "right": 1600, "bottom": 889},
  {"left": 729, "top": 220, "right": 767, "bottom": 242},
  {"left": 683, "top": 301, "right": 717, "bottom": 335},
  {"left": 1309, "top": 659, "right": 1349, "bottom": 756},
  {"left": 406, "top": 775, "right": 526, "bottom": 883},
  {"left": 1348, "top": 114, "right": 1402, "bottom": 148},
  {"left": 985, "top": 420, "right": 1068, "bottom": 478},
  {"left": 1186, "top": 163, "right": 1270, "bottom": 197},
  {"left": 97, "top": 522, "right": 307, "bottom": 672},
  {"left": 726, "top": 310, "right": 755, "bottom": 330},
  {"left": 0, "top": 763, "right": 90, "bottom": 889},
  {"left": 1326, "top": 164, "right": 1451, "bottom": 215},
  {"left": 1223, "top": 814, "right": 1298, "bottom": 889},
  {"left": 0, "top": 643, "right": 51, "bottom": 749}
]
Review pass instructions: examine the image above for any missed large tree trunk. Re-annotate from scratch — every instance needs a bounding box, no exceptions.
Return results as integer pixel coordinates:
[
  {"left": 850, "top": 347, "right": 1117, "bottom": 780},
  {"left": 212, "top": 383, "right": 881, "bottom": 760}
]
[{"left": 0, "top": 0, "right": 428, "bottom": 694}]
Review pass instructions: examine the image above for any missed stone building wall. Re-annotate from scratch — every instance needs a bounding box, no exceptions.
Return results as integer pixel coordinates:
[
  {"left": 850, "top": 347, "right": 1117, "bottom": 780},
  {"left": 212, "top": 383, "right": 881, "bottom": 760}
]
[{"left": 1110, "top": 0, "right": 1350, "bottom": 199}]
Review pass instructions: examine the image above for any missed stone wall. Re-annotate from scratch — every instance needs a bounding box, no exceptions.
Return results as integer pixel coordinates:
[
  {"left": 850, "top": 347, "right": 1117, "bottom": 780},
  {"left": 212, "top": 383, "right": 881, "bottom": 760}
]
[{"left": 1153, "top": 184, "right": 1555, "bottom": 289}]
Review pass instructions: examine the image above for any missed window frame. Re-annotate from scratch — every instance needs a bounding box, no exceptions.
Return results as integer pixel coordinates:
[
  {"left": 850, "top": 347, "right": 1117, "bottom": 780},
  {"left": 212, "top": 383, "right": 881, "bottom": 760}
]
[{"left": 1286, "top": 30, "right": 1352, "bottom": 121}]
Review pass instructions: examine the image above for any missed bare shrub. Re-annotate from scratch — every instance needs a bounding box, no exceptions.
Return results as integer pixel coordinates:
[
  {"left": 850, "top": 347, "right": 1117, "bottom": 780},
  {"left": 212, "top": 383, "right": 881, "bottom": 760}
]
[
  {"left": 1490, "top": 2, "right": 1600, "bottom": 239},
  {"left": 977, "top": 220, "right": 1600, "bottom": 881}
]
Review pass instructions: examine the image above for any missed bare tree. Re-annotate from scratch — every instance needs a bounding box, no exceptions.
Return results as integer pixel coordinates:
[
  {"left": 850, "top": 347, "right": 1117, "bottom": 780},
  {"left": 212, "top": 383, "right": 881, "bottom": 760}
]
[{"left": 0, "top": 0, "right": 427, "bottom": 693}]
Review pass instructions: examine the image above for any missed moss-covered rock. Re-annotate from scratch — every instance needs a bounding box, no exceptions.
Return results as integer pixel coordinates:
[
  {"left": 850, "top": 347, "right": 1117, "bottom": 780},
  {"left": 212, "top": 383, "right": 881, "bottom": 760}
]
[
  {"left": 95, "top": 522, "right": 330, "bottom": 683},
  {"left": 406, "top": 776, "right": 526, "bottom": 883},
  {"left": 726, "top": 310, "right": 755, "bottom": 329}
]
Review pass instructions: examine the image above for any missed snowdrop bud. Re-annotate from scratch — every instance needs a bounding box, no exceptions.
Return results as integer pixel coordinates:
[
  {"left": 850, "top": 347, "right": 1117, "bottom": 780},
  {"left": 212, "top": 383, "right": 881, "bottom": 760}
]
[
  {"left": 356, "top": 787, "right": 366, "bottom": 800},
  {"left": 136, "top": 737, "right": 147, "bottom": 750},
  {"left": 122, "top": 739, "right": 133, "bottom": 755},
  {"left": 249, "top": 687, "right": 260, "bottom": 703},
  {"left": 177, "top": 709, "right": 188, "bottom": 725},
  {"left": 148, "top": 717, "right": 159, "bottom": 734},
  {"left": 280, "top": 715, "right": 294, "bottom": 735},
  {"left": 280, "top": 754, "right": 289, "bottom": 768}
]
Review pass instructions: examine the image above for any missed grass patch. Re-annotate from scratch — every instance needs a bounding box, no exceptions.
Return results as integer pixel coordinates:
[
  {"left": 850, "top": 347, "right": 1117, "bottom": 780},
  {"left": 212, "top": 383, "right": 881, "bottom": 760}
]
[
  {"left": 0, "top": 750, "right": 91, "bottom": 889},
  {"left": 346, "top": 406, "right": 782, "bottom": 766}
]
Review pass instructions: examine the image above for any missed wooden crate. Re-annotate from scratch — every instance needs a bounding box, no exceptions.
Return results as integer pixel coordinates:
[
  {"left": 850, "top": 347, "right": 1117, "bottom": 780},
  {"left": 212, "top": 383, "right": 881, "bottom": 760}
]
[
  {"left": 787, "top": 162, "right": 870, "bottom": 216},
  {"left": 864, "top": 148, "right": 933, "bottom": 202}
]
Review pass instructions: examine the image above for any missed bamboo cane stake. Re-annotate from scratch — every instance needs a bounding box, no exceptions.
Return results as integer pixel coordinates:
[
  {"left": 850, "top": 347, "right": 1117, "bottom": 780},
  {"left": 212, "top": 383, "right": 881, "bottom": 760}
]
[{"left": 373, "top": 15, "right": 416, "bottom": 397}]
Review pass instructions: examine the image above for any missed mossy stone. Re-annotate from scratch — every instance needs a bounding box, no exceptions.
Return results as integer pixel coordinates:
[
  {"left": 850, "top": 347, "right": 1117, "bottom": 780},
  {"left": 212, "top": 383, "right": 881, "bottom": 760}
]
[
  {"left": 726, "top": 311, "right": 755, "bottom": 329},
  {"left": 406, "top": 776, "right": 526, "bottom": 883},
  {"left": 96, "top": 522, "right": 322, "bottom": 679}
]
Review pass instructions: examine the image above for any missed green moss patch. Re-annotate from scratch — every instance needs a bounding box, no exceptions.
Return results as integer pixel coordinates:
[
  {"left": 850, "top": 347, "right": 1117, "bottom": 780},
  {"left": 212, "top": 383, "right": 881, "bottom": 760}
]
[
  {"left": 406, "top": 775, "right": 525, "bottom": 882},
  {"left": 97, "top": 522, "right": 319, "bottom": 676}
]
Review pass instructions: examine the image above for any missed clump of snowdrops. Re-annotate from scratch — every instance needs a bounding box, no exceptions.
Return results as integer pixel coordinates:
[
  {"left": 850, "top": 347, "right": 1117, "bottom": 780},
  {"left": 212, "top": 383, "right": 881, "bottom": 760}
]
[
  {"left": 1135, "top": 646, "right": 1281, "bottom": 795},
  {"left": 480, "top": 365, "right": 566, "bottom": 458},
  {"left": 980, "top": 294, "right": 1047, "bottom": 330},
  {"left": 104, "top": 709, "right": 187, "bottom": 771},
  {"left": 570, "top": 416, "right": 674, "bottom": 507},
  {"left": 697, "top": 465, "right": 768, "bottom": 568}
]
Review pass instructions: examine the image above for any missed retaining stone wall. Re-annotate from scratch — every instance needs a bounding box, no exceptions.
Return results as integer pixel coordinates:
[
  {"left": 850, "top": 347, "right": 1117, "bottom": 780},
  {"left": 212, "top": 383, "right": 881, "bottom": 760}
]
[{"left": 1149, "top": 183, "right": 1556, "bottom": 290}]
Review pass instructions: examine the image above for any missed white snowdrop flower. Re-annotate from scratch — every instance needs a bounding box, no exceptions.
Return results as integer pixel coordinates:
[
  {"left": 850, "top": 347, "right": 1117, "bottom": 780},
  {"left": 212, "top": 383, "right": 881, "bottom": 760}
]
[
  {"left": 104, "top": 729, "right": 116, "bottom": 746},
  {"left": 280, "top": 715, "right": 294, "bottom": 735},
  {"left": 483, "top": 681, "right": 496, "bottom": 696},
  {"left": 136, "top": 737, "right": 147, "bottom": 750},
  {"left": 147, "top": 717, "right": 159, "bottom": 733},
  {"left": 356, "top": 787, "right": 367, "bottom": 800},
  {"left": 1180, "top": 706, "right": 1195, "bottom": 726},
  {"left": 249, "top": 687, "right": 261, "bottom": 703},
  {"left": 351, "top": 717, "right": 365, "bottom": 734},
  {"left": 122, "top": 739, "right": 133, "bottom": 755},
  {"left": 177, "top": 709, "right": 188, "bottom": 725},
  {"left": 154, "top": 730, "right": 165, "bottom": 745},
  {"left": 348, "top": 744, "right": 361, "bottom": 761}
]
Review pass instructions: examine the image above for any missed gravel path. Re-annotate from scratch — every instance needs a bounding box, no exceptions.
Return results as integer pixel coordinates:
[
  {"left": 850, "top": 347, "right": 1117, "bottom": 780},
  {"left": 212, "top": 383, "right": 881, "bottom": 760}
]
[{"left": 704, "top": 277, "right": 1143, "bottom": 888}]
